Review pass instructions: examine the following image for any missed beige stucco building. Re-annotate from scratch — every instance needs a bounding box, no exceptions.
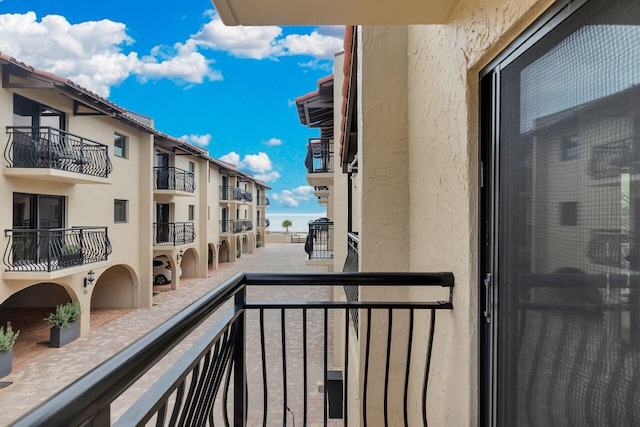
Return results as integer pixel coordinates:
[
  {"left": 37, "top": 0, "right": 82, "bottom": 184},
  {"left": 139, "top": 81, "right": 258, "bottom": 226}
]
[
  {"left": 0, "top": 54, "right": 269, "bottom": 337},
  {"left": 239, "top": 0, "right": 640, "bottom": 425}
]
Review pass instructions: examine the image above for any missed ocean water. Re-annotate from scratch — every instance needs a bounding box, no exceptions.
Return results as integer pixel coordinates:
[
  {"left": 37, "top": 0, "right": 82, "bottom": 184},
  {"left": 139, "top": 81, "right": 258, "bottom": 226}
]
[{"left": 267, "top": 212, "right": 327, "bottom": 232}]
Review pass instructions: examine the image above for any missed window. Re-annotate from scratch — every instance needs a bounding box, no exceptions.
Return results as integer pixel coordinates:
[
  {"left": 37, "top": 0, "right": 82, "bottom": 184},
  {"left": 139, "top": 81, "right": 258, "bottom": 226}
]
[
  {"left": 562, "top": 134, "right": 578, "bottom": 160},
  {"left": 188, "top": 161, "right": 195, "bottom": 173},
  {"left": 188, "top": 205, "right": 195, "bottom": 221},
  {"left": 559, "top": 201, "right": 578, "bottom": 226},
  {"left": 114, "top": 200, "right": 128, "bottom": 223},
  {"left": 114, "top": 133, "right": 127, "bottom": 158}
]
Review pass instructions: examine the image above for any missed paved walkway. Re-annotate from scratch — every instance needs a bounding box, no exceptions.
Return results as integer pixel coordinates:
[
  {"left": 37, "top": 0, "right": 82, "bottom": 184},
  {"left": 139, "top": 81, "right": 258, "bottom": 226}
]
[{"left": 0, "top": 244, "right": 338, "bottom": 426}]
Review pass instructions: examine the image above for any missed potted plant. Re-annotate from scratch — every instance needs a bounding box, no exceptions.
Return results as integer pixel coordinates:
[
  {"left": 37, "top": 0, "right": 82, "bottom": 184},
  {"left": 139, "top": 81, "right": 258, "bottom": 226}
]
[
  {"left": 59, "top": 244, "right": 82, "bottom": 267},
  {"left": 45, "top": 301, "right": 81, "bottom": 348},
  {"left": 0, "top": 322, "right": 19, "bottom": 379}
]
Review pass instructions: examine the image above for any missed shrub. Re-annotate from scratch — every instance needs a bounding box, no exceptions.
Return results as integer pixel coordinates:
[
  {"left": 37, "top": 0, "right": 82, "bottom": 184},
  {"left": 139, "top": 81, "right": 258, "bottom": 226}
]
[
  {"left": 44, "top": 301, "right": 81, "bottom": 328},
  {"left": 0, "top": 322, "right": 19, "bottom": 354}
]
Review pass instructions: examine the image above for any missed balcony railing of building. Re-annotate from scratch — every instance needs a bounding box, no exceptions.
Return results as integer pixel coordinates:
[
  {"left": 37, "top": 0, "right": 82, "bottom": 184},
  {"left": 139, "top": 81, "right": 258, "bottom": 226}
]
[
  {"left": 304, "top": 138, "right": 333, "bottom": 174},
  {"left": 587, "top": 229, "right": 634, "bottom": 267},
  {"left": 242, "top": 219, "right": 253, "bottom": 231},
  {"left": 589, "top": 136, "right": 640, "bottom": 179},
  {"left": 257, "top": 196, "right": 270, "bottom": 206},
  {"left": 5, "top": 127, "right": 113, "bottom": 178},
  {"left": 219, "top": 220, "right": 243, "bottom": 234},
  {"left": 12, "top": 272, "right": 454, "bottom": 427},
  {"left": 219, "top": 186, "right": 243, "bottom": 202},
  {"left": 305, "top": 221, "right": 334, "bottom": 260},
  {"left": 153, "top": 222, "right": 195, "bottom": 246},
  {"left": 154, "top": 167, "right": 195, "bottom": 193},
  {"left": 3, "top": 226, "right": 112, "bottom": 272},
  {"left": 343, "top": 232, "right": 360, "bottom": 330},
  {"left": 256, "top": 218, "right": 270, "bottom": 228},
  {"left": 241, "top": 190, "right": 253, "bottom": 203}
]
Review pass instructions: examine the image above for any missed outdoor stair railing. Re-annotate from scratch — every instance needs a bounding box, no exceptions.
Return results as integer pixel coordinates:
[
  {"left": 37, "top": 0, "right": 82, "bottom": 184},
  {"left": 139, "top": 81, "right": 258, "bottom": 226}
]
[{"left": 12, "top": 272, "right": 454, "bottom": 427}]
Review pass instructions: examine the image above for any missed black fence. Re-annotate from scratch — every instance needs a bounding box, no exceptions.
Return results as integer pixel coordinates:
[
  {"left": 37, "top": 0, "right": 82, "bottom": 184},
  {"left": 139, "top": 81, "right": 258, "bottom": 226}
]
[
  {"left": 219, "top": 186, "right": 243, "bottom": 201},
  {"left": 153, "top": 222, "right": 195, "bottom": 246},
  {"left": 154, "top": 167, "right": 195, "bottom": 192},
  {"left": 5, "top": 127, "right": 112, "bottom": 178},
  {"left": 12, "top": 272, "right": 454, "bottom": 427},
  {"left": 304, "top": 138, "right": 333, "bottom": 174},
  {"left": 343, "top": 232, "right": 360, "bottom": 331},
  {"left": 3, "top": 227, "right": 112, "bottom": 272},
  {"left": 219, "top": 220, "right": 244, "bottom": 234},
  {"left": 305, "top": 221, "right": 334, "bottom": 260}
]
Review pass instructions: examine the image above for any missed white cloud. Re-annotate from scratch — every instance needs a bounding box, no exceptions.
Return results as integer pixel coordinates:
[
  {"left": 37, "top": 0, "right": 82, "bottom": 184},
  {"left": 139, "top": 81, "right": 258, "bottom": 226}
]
[
  {"left": 193, "top": 12, "right": 343, "bottom": 61},
  {"left": 0, "top": 12, "right": 221, "bottom": 97},
  {"left": 181, "top": 133, "right": 212, "bottom": 147},
  {"left": 271, "top": 185, "right": 314, "bottom": 208},
  {"left": 219, "top": 151, "right": 240, "bottom": 166},
  {"left": 218, "top": 151, "right": 280, "bottom": 183},
  {"left": 194, "top": 12, "right": 283, "bottom": 59},
  {"left": 298, "top": 59, "right": 333, "bottom": 72},
  {"left": 265, "top": 138, "right": 283, "bottom": 146}
]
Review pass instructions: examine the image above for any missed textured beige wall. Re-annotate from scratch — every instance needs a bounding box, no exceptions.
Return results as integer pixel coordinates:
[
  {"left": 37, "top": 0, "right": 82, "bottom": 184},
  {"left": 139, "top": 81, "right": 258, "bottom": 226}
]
[{"left": 350, "top": 0, "right": 558, "bottom": 424}]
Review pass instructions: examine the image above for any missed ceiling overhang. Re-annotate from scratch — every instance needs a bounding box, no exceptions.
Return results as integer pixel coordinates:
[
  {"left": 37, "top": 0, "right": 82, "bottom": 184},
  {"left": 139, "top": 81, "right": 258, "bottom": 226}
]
[{"left": 211, "top": 0, "right": 460, "bottom": 25}]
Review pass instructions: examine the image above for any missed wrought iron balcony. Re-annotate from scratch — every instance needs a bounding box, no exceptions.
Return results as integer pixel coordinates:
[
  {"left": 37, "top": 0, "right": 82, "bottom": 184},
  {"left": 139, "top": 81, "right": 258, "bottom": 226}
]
[
  {"left": 587, "top": 229, "right": 634, "bottom": 267},
  {"left": 219, "top": 186, "right": 243, "bottom": 202},
  {"left": 242, "top": 219, "right": 253, "bottom": 231},
  {"left": 305, "top": 221, "right": 334, "bottom": 260},
  {"left": 256, "top": 218, "right": 270, "bottom": 228},
  {"left": 5, "top": 127, "right": 112, "bottom": 178},
  {"left": 3, "top": 227, "right": 112, "bottom": 272},
  {"left": 153, "top": 222, "right": 195, "bottom": 246},
  {"left": 257, "top": 196, "right": 270, "bottom": 206},
  {"left": 304, "top": 138, "right": 333, "bottom": 174},
  {"left": 219, "top": 220, "right": 243, "bottom": 234},
  {"left": 589, "top": 136, "right": 640, "bottom": 179},
  {"left": 154, "top": 167, "right": 195, "bottom": 192},
  {"left": 12, "top": 272, "right": 454, "bottom": 427},
  {"left": 241, "top": 190, "right": 253, "bottom": 203}
]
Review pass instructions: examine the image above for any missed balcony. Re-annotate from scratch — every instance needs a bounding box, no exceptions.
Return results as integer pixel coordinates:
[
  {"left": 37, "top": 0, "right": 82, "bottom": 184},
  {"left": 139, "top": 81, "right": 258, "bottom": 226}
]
[
  {"left": 304, "top": 220, "right": 334, "bottom": 264},
  {"left": 256, "top": 218, "right": 270, "bottom": 228},
  {"left": 3, "top": 227, "right": 112, "bottom": 274},
  {"left": 11, "top": 272, "right": 454, "bottom": 427},
  {"left": 219, "top": 220, "right": 243, "bottom": 234},
  {"left": 4, "top": 127, "right": 112, "bottom": 183},
  {"left": 242, "top": 219, "right": 253, "bottom": 232},
  {"left": 587, "top": 229, "right": 633, "bottom": 267},
  {"left": 257, "top": 196, "right": 270, "bottom": 206},
  {"left": 153, "top": 167, "right": 195, "bottom": 195},
  {"left": 305, "top": 138, "right": 333, "bottom": 187},
  {"left": 153, "top": 222, "right": 195, "bottom": 246},
  {"left": 219, "top": 186, "right": 243, "bottom": 202},
  {"left": 589, "top": 136, "right": 640, "bottom": 179},
  {"left": 241, "top": 190, "right": 253, "bottom": 203}
]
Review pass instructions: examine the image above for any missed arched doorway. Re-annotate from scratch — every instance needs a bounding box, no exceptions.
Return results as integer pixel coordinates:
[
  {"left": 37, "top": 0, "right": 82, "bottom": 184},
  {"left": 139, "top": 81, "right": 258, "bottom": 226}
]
[
  {"left": 92, "top": 265, "right": 135, "bottom": 308},
  {"left": 208, "top": 243, "right": 217, "bottom": 271},
  {"left": 181, "top": 248, "right": 198, "bottom": 279},
  {"left": 219, "top": 240, "right": 230, "bottom": 263}
]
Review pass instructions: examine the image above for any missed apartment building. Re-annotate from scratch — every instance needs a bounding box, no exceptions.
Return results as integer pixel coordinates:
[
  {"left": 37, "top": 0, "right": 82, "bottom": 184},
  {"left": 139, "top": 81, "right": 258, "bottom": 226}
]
[
  {"left": 0, "top": 54, "right": 268, "bottom": 336},
  {"left": 226, "top": 0, "right": 640, "bottom": 425}
]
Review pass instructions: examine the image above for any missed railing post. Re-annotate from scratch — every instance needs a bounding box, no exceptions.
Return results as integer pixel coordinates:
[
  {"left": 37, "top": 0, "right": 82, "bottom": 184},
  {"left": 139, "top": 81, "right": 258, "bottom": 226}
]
[{"left": 234, "top": 285, "right": 247, "bottom": 426}]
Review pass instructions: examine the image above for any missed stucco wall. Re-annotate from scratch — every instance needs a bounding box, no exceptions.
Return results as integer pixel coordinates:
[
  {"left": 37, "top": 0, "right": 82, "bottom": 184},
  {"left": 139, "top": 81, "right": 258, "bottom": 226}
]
[{"left": 351, "top": 0, "right": 560, "bottom": 425}]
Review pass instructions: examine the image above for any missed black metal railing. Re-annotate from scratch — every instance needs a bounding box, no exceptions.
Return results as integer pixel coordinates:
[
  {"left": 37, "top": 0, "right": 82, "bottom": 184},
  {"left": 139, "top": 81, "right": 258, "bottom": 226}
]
[
  {"left": 3, "top": 227, "right": 112, "bottom": 272},
  {"left": 587, "top": 229, "right": 634, "bottom": 267},
  {"left": 154, "top": 167, "right": 195, "bottom": 192},
  {"left": 12, "top": 272, "right": 454, "bottom": 427},
  {"left": 153, "top": 222, "right": 195, "bottom": 246},
  {"left": 305, "top": 221, "right": 334, "bottom": 260},
  {"left": 219, "top": 220, "right": 243, "bottom": 234},
  {"left": 242, "top": 191, "right": 253, "bottom": 203},
  {"left": 243, "top": 220, "right": 253, "bottom": 232},
  {"left": 257, "top": 196, "right": 270, "bottom": 206},
  {"left": 589, "top": 136, "right": 640, "bottom": 179},
  {"left": 220, "top": 186, "right": 243, "bottom": 201},
  {"left": 256, "top": 218, "right": 270, "bottom": 228},
  {"left": 304, "top": 138, "right": 333, "bottom": 174},
  {"left": 5, "top": 127, "right": 112, "bottom": 178},
  {"left": 343, "top": 232, "right": 360, "bottom": 330}
]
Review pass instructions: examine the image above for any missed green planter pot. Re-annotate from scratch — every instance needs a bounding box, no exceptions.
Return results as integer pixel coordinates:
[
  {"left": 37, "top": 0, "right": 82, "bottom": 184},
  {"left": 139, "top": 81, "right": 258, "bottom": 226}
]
[
  {"left": 0, "top": 350, "right": 12, "bottom": 379},
  {"left": 50, "top": 320, "right": 79, "bottom": 348}
]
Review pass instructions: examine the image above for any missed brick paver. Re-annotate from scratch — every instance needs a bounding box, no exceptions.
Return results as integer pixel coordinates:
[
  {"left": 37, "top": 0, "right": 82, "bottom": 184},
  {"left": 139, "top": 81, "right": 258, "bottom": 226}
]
[{"left": 0, "top": 243, "right": 340, "bottom": 426}]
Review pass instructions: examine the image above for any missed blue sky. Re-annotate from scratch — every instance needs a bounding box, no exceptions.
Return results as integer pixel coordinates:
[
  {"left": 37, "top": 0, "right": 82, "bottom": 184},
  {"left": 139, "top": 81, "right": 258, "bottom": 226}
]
[{"left": 0, "top": 0, "right": 338, "bottom": 213}]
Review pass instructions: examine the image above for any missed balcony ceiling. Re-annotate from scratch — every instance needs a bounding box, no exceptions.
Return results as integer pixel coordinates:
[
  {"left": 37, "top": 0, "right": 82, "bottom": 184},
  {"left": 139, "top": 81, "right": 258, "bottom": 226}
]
[{"left": 211, "top": 0, "right": 461, "bottom": 25}]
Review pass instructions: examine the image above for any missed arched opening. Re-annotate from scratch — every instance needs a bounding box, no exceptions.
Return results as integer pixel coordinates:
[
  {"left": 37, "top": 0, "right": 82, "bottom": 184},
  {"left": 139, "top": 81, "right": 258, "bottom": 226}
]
[
  {"left": 92, "top": 265, "right": 135, "bottom": 309},
  {"left": 208, "top": 243, "right": 217, "bottom": 272},
  {"left": 219, "top": 240, "right": 230, "bottom": 263},
  {"left": 0, "top": 282, "right": 75, "bottom": 363},
  {"left": 181, "top": 248, "right": 198, "bottom": 279}
]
